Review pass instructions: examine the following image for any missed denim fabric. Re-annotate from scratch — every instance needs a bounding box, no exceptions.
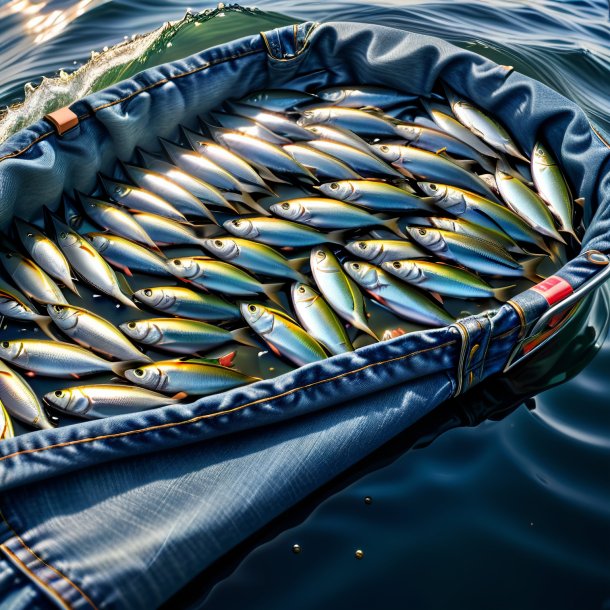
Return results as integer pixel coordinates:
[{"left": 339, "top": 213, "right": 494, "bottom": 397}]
[{"left": 0, "top": 21, "right": 608, "bottom": 609}]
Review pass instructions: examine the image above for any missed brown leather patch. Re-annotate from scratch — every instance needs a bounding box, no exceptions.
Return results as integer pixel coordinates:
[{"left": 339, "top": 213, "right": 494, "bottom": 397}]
[{"left": 45, "top": 107, "right": 79, "bottom": 135}]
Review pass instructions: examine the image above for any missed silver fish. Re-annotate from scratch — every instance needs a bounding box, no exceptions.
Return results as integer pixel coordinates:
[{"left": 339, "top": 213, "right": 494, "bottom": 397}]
[
  {"left": 124, "top": 358, "right": 259, "bottom": 396},
  {"left": 345, "top": 239, "right": 431, "bottom": 265},
  {"left": 297, "top": 107, "right": 400, "bottom": 137},
  {"left": 238, "top": 89, "right": 318, "bottom": 112},
  {"left": 0, "top": 359, "right": 52, "bottom": 429},
  {"left": 210, "top": 111, "right": 291, "bottom": 145},
  {"left": 316, "top": 85, "right": 417, "bottom": 109},
  {"left": 1, "top": 401, "right": 14, "bottom": 439},
  {"left": 224, "top": 102, "right": 313, "bottom": 140},
  {"left": 43, "top": 384, "right": 182, "bottom": 419},
  {"left": 50, "top": 216, "right": 137, "bottom": 309},
  {"left": 343, "top": 261, "right": 454, "bottom": 327},
  {"left": 310, "top": 246, "right": 376, "bottom": 338},
  {"left": 47, "top": 303, "right": 150, "bottom": 362},
  {"left": 14, "top": 217, "right": 79, "bottom": 295},
  {"left": 134, "top": 286, "right": 240, "bottom": 321},
  {"left": 132, "top": 212, "right": 218, "bottom": 247},
  {"left": 291, "top": 282, "right": 353, "bottom": 355},
  {"left": 303, "top": 124, "right": 375, "bottom": 155},
  {"left": 283, "top": 143, "right": 363, "bottom": 181},
  {"left": 241, "top": 302, "right": 327, "bottom": 366}
]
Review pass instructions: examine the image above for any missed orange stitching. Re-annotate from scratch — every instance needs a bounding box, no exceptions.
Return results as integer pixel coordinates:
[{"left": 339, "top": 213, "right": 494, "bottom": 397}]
[
  {"left": 0, "top": 131, "right": 54, "bottom": 162},
  {"left": 1, "top": 545, "right": 72, "bottom": 610},
  {"left": 0, "top": 340, "right": 456, "bottom": 463},
  {"left": 0, "top": 510, "right": 98, "bottom": 610}
]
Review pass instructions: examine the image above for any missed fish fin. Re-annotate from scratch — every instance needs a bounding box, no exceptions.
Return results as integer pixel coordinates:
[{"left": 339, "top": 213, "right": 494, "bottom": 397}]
[
  {"left": 287, "top": 256, "right": 310, "bottom": 272},
  {"left": 261, "top": 283, "right": 285, "bottom": 307},
  {"left": 446, "top": 157, "right": 478, "bottom": 170},
  {"left": 218, "top": 351, "right": 236, "bottom": 368},
  {"left": 266, "top": 342, "right": 283, "bottom": 358},
  {"left": 35, "top": 316, "right": 61, "bottom": 341},
  {"left": 239, "top": 193, "right": 271, "bottom": 217},
  {"left": 574, "top": 197, "right": 585, "bottom": 208},
  {"left": 118, "top": 264, "right": 134, "bottom": 278},
  {"left": 353, "top": 318, "right": 379, "bottom": 340},
  {"left": 110, "top": 360, "right": 143, "bottom": 377},
  {"left": 521, "top": 256, "right": 548, "bottom": 283},
  {"left": 393, "top": 165, "right": 417, "bottom": 180},
  {"left": 383, "top": 217, "right": 407, "bottom": 238},
  {"left": 171, "top": 392, "right": 188, "bottom": 401},
  {"left": 325, "top": 229, "right": 349, "bottom": 245},
  {"left": 194, "top": 224, "right": 224, "bottom": 239},
  {"left": 430, "top": 291, "right": 444, "bottom": 304},
  {"left": 548, "top": 241, "right": 568, "bottom": 267},
  {"left": 116, "top": 273, "right": 134, "bottom": 297},
  {"left": 229, "top": 327, "right": 260, "bottom": 348},
  {"left": 492, "top": 285, "right": 517, "bottom": 302},
  {"left": 560, "top": 228, "right": 581, "bottom": 245}
]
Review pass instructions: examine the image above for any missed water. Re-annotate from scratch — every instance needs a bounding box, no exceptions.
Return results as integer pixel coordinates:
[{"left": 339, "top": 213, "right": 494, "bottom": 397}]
[{"left": 1, "top": 1, "right": 610, "bottom": 608}]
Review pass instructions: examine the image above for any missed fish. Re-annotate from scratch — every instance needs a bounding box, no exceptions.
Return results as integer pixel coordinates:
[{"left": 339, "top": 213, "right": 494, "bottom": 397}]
[
  {"left": 167, "top": 256, "right": 284, "bottom": 304},
  {"left": 270, "top": 197, "right": 404, "bottom": 237},
  {"left": 223, "top": 216, "right": 344, "bottom": 247},
  {"left": 531, "top": 141, "right": 578, "bottom": 240},
  {"left": 13, "top": 217, "right": 79, "bottom": 295},
  {"left": 160, "top": 139, "right": 245, "bottom": 194},
  {"left": 99, "top": 176, "right": 187, "bottom": 222},
  {"left": 371, "top": 143, "right": 501, "bottom": 202},
  {"left": 345, "top": 239, "right": 431, "bottom": 265},
  {"left": 210, "top": 111, "right": 291, "bottom": 145},
  {"left": 0, "top": 359, "right": 53, "bottom": 429},
  {"left": 181, "top": 127, "right": 273, "bottom": 196},
  {"left": 291, "top": 282, "right": 353, "bottom": 355},
  {"left": 50, "top": 216, "right": 137, "bottom": 308},
  {"left": 304, "top": 139, "right": 404, "bottom": 179},
  {"left": 382, "top": 259, "right": 514, "bottom": 300},
  {"left": 119, "top": 318, "right": 256, "bottom": 354},
  {"left": 78, "top": 193, "right": 161, "bottom": 250},
  {"left": 392, "top": 122, "right": 495, "bottom": 172},
  {"left": 495, "top": 168, "right": 565, "bottom": 243},
  {"left": 444, "top": 86, "right": 528, "bottom": 161},
  {"left": 238, "top": 89, "right": 318, "bottom": 112},
  {"left": 85, "top": 233, "right": 174, "bottom": 277},
  {"left": 317, "top": 180, "right": 435, "bottom": 213},
  {"left": 201, "top": 237, "right": 308, "bottom": 282},
  {"left": 0, "top": 250, "right": 66, "bottom": 305},
  {"left": 136, "top": 149, "right": 239, "bottom": 211},
  {"left": 303, "top": 124, "right": 375, "bottom": 155},
  {"left": 0, "top": 339, "right": 133, "bottom": 378},
  {"left": 297, "top": 107, "right": 401, "bottom": 138},
  {"left": 47, "top": 303, "right": 151, "bottom": 362},
  {"left": 122, "top": 163, "right": 219, "bottom": 223},
  {"left": 124, "top": 358, "right": 259, "bottom": 395},
  {"left": 133, "top": 286, "right": 240, "bottom": 321},
  {"left": 1, "top": 401, "right": 14, "bottom": 439},
  {"left": 224, "top": 101, "right": 313, "bottom": 140},
  {"left": 209, "top": 127, "right": 317, "bottom": 185},
  {"left": 407, "top": 226, "right": 541, "bottom": 279},
  {"left": 343, "top": 261, "right": 454, "bottom": 326},
  {"left": 316, "top": 86, "right": 417, "bottom": 109},
  {"left": 132, "top": 212, "right": 219, "bottom": 247},
  {"left": 283, "top": 143, "right": 362, "bottom": 181},
  {"left": 0, "top": 277, "right": 57, "bottom": 338},
  {"left": 417, "top": 182, "right": 553, "bottom": 252},
  {"left": 43, "top": 384, "right": 183, "bottom": 419},
  {"left": 240, "top": 302, "right": 327, "bottom": 366},
  {"left": 310, "top": 246, "right": 376, "bottom": 338}
]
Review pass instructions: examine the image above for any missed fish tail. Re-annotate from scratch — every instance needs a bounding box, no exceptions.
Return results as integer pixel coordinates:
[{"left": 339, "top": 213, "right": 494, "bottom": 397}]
[
  {"left": 492, "top": 285, "right": 517, "bottom": 302},
  {"left": 383, "top": 217, "right": 407, "bottom": 238},
  {"left": 325, "top": 229, "right": 348, "bottom": 245},
  {"left": 194, "top": 224, "right": 225, "bottom": 240},
  {"left": 239, "top": 193, "right": 272, "bottom": 217},
  {"left": 560, "top": 228, "right": 581, "bottom": 246},
  {"left": 352, "top": 316, "right": 379, "bottom": 340},
  {"left": 521, "top": 255, "right": 548, "bottom": 283},
  {"left": 262, "top": 283, "right": 286, "bottom": 307},
  {"left": 548, "top": 241, "right": 568, "bottom": 268},
  {"left": 35, "top": 316, "right": 61, "bottom": 341},
  {"left": 287, "top": 255, "right": 310, "bottom": 273},
  {"left": 63, "top": 276, "right": 81, "bottom": 297},
  {"left": 230, "top": 327, "right": 260, "bottom": 349},
  {"left": 110, "top": 360, "right": 143, "bottom": 377}
]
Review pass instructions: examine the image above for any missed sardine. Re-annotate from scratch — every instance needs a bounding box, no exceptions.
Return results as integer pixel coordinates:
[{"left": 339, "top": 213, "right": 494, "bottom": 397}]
[
  {"left": 303, "top": 124, "right": 375, "bottom": 155},
  {"left": 14, "top": 217, "right": 79, "bottom": 295},
  {"left": 132, "top": 212, "right": 218, "bottom": 247},
  {"left": 238, "top": 89, "right": 318, "bottom": 112},
  {"left": 291, "top": 282, "right": 353, "bottom": 355},
  {"left": 133, "top": 286, "right": 240, "bottom": 321},
  {"left": 343, "top": 261, "right": 454, "bottom": 327},
  {"left": 382, "top": 259, "right": 513, "bottom": 300},
  {"left": 43, "top": 384, "right": 182, "bottom": 419},
  {"left": 297, "top": 107, "right": 401, "bottom": 138},
  {"left": 210, "top": 111, "right": 291, "bottom": 145},
  {"left": 124, "top": 358, "right": 259, "bottom": 395},
  {"left": 0, "top": 359, "right": 53, "bottom": 429},
  {"left": 310, "top": 246, "right": 376, "bottom": 338},
  {"left": 224, "top": 102, "right": 313, "bottom": 140},
  {"left": 47, "top": 303, "right": 150, "bottom": 362},
  {"left": 345, "top": 239, "right": 431, "bottom": 265},
  {"left": 316, "top": 86, "right": 417, "bottom": 109},
  {"left": 240, "top": 302, "right": 327, "bottom": 366},
  {"left": 283, "top": 143, "right": 362, "bottom": 181}
]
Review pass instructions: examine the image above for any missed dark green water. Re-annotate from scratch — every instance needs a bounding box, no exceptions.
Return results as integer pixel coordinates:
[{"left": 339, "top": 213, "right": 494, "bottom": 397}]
[{"left": 0, "top": 2, "right": 609, "bottom": 609}]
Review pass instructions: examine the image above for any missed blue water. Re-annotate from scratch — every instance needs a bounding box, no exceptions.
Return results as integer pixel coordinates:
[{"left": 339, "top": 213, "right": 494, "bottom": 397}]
[{"left": 1, "top": 1, "right": 610, "bottom": 608}]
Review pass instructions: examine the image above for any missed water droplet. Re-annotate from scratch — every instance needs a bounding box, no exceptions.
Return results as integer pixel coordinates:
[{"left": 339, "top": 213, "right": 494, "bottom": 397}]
[
  {"left": 355, "top": 549, "right": 364, "bottom": 559},
  {"left": 292, "top": 544, "right": 301, "bottom": 554}
]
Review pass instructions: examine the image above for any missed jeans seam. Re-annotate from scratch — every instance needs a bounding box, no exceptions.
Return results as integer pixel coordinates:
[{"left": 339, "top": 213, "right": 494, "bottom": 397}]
[{"left": 0, "top": 340, "right": 456, "bottom": 464}]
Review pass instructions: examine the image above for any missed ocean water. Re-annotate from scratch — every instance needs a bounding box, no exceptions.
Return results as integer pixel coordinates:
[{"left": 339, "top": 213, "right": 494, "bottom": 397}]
[{"left": 1, "top": 1, "right": 610, "bottom": 609}]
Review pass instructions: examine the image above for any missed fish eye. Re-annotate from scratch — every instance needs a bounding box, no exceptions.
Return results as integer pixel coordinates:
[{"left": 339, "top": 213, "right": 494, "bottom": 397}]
[
  {"left": 232, "top": 219, "right": 241, "bottom": 226},
  {"left": 214, "top": 239, "right": 223, "bottom": 247},
  {"left": 143, "top": 289, "right": 152, "bottom": 297},
  {"left": 60, "top": 232, "right": 67, "bottom": 239},
  {"left": 330, "top": 183, "right": 339, "bottom": 190},
  {"left": 298, "top": 285, "right": 306, "bottom": 293},
  {"left": 392, "top": 261, "right": 402, "bottom": 269},
  {"left": 27, "top": 232, "right": 34, "bottom": 238},
  {"left": 53, "top": 305, "right": 63, "bottom": 312},
  {"left": 380, "top": 145, "right": 389, "bottom": 153},
  {"left": 281, "top": 203, "right": 290, "bottom": 210},
  {"left": 358, "top": 242, "right": 367, "bottom": 249},
  {"left": 54, "top": 390, "right": 63, "bottom": 397},
  {"left": 128, "top": 321, "right": 136, "bottom": 329},
  {"left": 173, "top": 259, "right": 182, "bottom": 266},
  {"left": 303, "top": 111, "right": 312, "bottom": 117},
  {"left": 352, "top": 263, "right": 360, "bottom": 270},
  {"left": 248, "top": 304, "right": 257, "bottom": 312},
  {"left": 134, "top": 369, "right": 145, "bottom": 377},
  {"left": 429, "top": 184, "right": 437, "bottom": 191},
  {"left": 114, "top": 186, "right": 122, "bottom": 194},
  {"left": 418, "top": 228, "right": 427, "bottom": 236},
  {"left": 1, "top": 341, "right": 8, "bottom": 348}
]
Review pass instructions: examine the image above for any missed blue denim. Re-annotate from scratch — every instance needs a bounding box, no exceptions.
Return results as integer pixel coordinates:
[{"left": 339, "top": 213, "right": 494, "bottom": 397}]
[{"left": 0, "top": 21, "right": 608, "bottom": 609}]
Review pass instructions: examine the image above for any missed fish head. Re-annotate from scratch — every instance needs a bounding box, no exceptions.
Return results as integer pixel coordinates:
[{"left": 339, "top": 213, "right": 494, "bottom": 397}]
[
  {"left": 134, "top": 287, "right": 175, "bottom": 310},
  {"left": 44, "top": 387, "right": 89, "bottom": 414},
  {"left": 100, "top": 177, "right": 133, "bottom": 201},
  {"left": 85, "top": 233, "right": 110, "bottom": 253},
  {"left": 303, "top": 125, "right": 325, "bottom": 138},
  {"left": 418, "top": 182, "right": 447, "bottom": 200},
  {"left": 270, "top": 201, "right": 308, "bottom": 222},
  {"left": 342, "top": 261, "right": 379, "bottom": 289},
  {"left": 14, "top": 218, "right": 43, "bottom": 248},
  {"left": 201, "top": 237, "right": 239, "bottom": 261},
  {"left": 224, "top": 218, "right": 258, "bottom": 239},
  {"left": 310, "top": 246, "right": 337, "bottom": 273},
  {"left": 124, "top": 365, "right": 166, "bottom": 391},
  {"left": 291, "top": 282, "right": 318, "bottom": 306},
  {"left": 168, "top": 257, "right": 199, "bottom": 280},
  {"left": 0, "top": 252, "right": 23, "bottom": 275},
  {"left": 532, "top": 142, "right": 554, "bottom": 166},
  {"left": 319, "top": 89, "right": 346, "bottom": 104},
  {"left": 297, "top": 108, "right": 331, "bottom": 126},
  {"left": 120, "top": 319, "right": 161, "bottom": 345},
  {"left": 371, "top": 143, "right": 401, "bottom": 163},
  {"left": 50, "top": 216, "right": 81, "bottom": 248},
  {"left": 317, "top": 181, "right": 354, "bottom": 201},
  {"left": 240, "top": 302, "right": 274, "bottom": 334},
  {"left": 47, "top": 304, "right": 79, "bottom": 330},
  {"left": 0, "top": 339, "right": 21, "bottom": 362},
  {"left": 382, "top": 260, "right": 419, "bottom": 281},
  {"left": 407, "top": 227, "right": 447, "bottom": 254},
  {"left": 395, "top": 124, "right": 421, "bottom": 142},
  {"left": 345, "top": 240, "right": 381, "bottom": 263}
]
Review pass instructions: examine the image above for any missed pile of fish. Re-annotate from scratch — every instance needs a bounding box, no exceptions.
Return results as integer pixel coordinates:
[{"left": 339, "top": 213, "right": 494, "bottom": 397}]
[{"left": 0, "top": 83, "right": 581, "bottom": 438}]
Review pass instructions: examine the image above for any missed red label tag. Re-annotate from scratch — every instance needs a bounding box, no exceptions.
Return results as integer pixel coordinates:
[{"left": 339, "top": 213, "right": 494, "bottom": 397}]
[{"left": 530, "top": 276, "right": 573, "bottom": 306}]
